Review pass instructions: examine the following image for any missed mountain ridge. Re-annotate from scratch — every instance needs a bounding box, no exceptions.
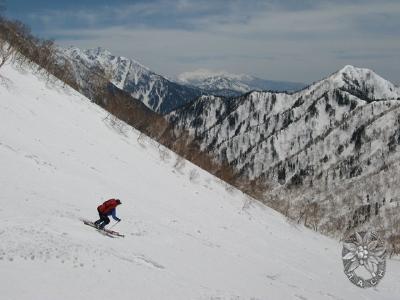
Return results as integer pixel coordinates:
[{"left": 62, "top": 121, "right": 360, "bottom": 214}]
[
  {"left": 59, "top": 46, "right": 203, "bottom": 114},
  {"left": 167, "top": 65, "right": 400, "bottom": 237},
  {"left": 176, "top": 68, "right": 306, "bottom": 96},
  {"left": 59, "top": 46, "right": 308, "bottom": 110}
]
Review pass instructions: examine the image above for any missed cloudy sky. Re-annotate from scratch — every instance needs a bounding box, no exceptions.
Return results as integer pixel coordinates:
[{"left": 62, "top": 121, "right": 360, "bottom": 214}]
[{"left": 4, "top": 0, "right": 400, "bottom": 84}]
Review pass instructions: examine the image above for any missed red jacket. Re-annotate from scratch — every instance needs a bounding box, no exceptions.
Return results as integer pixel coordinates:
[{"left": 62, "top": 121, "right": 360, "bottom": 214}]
[{"left": 98, "top": 199, "right": 119, "bottom": 214}]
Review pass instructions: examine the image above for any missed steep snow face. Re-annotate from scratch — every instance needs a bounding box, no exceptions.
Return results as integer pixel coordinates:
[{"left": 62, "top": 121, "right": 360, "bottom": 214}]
[
  {"left": 168, "top": 65, "right": 400, "bottom": 234},
  {"left": 177, "top": 69, "right": 306, "bottom": 96},
  {"left": 64, "top": 47, "right": 147, "bottom": 90},
  {"left": 59, "top": 46, "right": 202, "bottom": 113},
  {"left": 2, "top": 61, "right": 400, "bottom": 299}
]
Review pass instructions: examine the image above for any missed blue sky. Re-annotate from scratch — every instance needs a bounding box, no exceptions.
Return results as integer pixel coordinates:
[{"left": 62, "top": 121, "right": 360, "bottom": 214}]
[{"left": 3, "top": 0, "right": 400, "bottom": 84}]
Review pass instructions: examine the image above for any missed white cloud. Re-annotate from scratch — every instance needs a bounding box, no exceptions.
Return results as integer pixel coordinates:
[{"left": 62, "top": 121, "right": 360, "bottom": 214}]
[{"left": 32, "top": 1, "right": 400, "bottom": 84}]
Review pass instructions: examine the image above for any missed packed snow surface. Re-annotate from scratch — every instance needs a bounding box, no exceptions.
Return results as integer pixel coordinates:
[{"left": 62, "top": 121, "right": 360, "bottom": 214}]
[{"left": 0, "top": 62, "right": 399, "bottom": 300}]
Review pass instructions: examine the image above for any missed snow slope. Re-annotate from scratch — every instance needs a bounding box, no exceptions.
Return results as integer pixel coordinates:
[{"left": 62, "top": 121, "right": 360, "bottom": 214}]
[{"left": 0, "top": 62, "right": 399, "bottom": 299}]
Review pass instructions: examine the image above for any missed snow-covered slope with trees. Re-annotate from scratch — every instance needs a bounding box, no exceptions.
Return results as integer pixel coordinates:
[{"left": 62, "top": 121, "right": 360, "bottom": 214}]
[
  {"left": 2, "top": 58, "right": 400, "bottom": 299},
  {"left": 59, "top": 47, "right": 202, "bottom": 114},
  {"left": 177, "top": 69, "right": 306, "bottom": 96},
  {"left": 168, "top": 65, "right": 400, "bottom": 236}
]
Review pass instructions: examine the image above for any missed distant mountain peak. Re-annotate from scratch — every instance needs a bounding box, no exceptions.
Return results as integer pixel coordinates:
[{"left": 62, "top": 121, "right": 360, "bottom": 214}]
[
  {"left": 177, "top": 69, "right": 251, "bottom": 83},
  {"left": 59, "top": 46, "right": 202, "bottom": 113},
  {"left": 80, "top": 47, "right": 151, "bottom": 73},
  {"left": 339, "top": 64, "right": 361, "bottom": 73},
  {"left": 325, "top": 65, "right": 400, "bottom": 100},
  {"left": 176, "top": 69, "right": 306, "bottom": 96},
  {"left": 85, "top": 46, "right": 113, "bottom": 57},
  {"left": 334, "top": 65, "right": 373, "bottom": 81}
]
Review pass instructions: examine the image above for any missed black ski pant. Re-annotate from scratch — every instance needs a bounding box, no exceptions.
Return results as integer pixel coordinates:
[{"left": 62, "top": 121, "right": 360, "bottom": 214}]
[{"left": 94, "top": 210, "right": 110, "bottom": 228}]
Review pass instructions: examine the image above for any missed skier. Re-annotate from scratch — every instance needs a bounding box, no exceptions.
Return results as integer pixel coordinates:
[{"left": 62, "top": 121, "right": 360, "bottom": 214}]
[{"left": 94, "top": 198, "right": 122, "bottom": 229}]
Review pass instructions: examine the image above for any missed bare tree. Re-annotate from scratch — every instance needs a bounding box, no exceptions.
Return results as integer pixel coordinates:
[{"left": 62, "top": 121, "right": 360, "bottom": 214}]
[
  {"left": 173, "top": 155, "right": 185, "bottom": 173},
  {"left": 158, "top": 146, "right": 170, "bottom": 162},
  {"left": 0, "top": 39, "right": 14, "bottom": 69},
  {"left": 189, "top": 169, "right": 199, "bottom": 182},
  {"left": 0, "top": 5, "right": 15, "bottom": 70},
  {"left": 388, "top": 234, "right": 400, "bottom": 257}
]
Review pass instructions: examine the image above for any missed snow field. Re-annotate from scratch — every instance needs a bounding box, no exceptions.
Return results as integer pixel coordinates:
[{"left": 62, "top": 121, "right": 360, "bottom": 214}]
[{"left": 1, "top": 62, "right": 399, "bottom": 299}]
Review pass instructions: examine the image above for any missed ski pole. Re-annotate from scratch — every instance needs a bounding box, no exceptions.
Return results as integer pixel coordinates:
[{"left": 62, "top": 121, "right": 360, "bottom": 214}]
[{"left": 109, "top": 220, "right": 120, "bottom": 230}]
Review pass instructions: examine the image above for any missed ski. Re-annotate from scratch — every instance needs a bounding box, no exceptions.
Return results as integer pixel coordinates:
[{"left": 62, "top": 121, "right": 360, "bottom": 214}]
[{"left": 81, "top": 219, "right": 125, "bottom": 238}]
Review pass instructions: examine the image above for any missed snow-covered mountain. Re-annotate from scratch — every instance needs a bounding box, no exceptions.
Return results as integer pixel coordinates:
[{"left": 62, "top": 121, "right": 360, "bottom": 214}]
[
  {"left": 177, "top": 69, "right": 306, "bottom": 96},
  {"left": 4, "top": 57, "right": 400, "bottom": 299},
  {"left": 168, "top": 65, "right": 400, "bottom": 236},
  {"left": 58, "top": 46, "right": 202, "bottom": 114},
  {"left": 58, "top": 47, "right": 305, "bottom": 113}
]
